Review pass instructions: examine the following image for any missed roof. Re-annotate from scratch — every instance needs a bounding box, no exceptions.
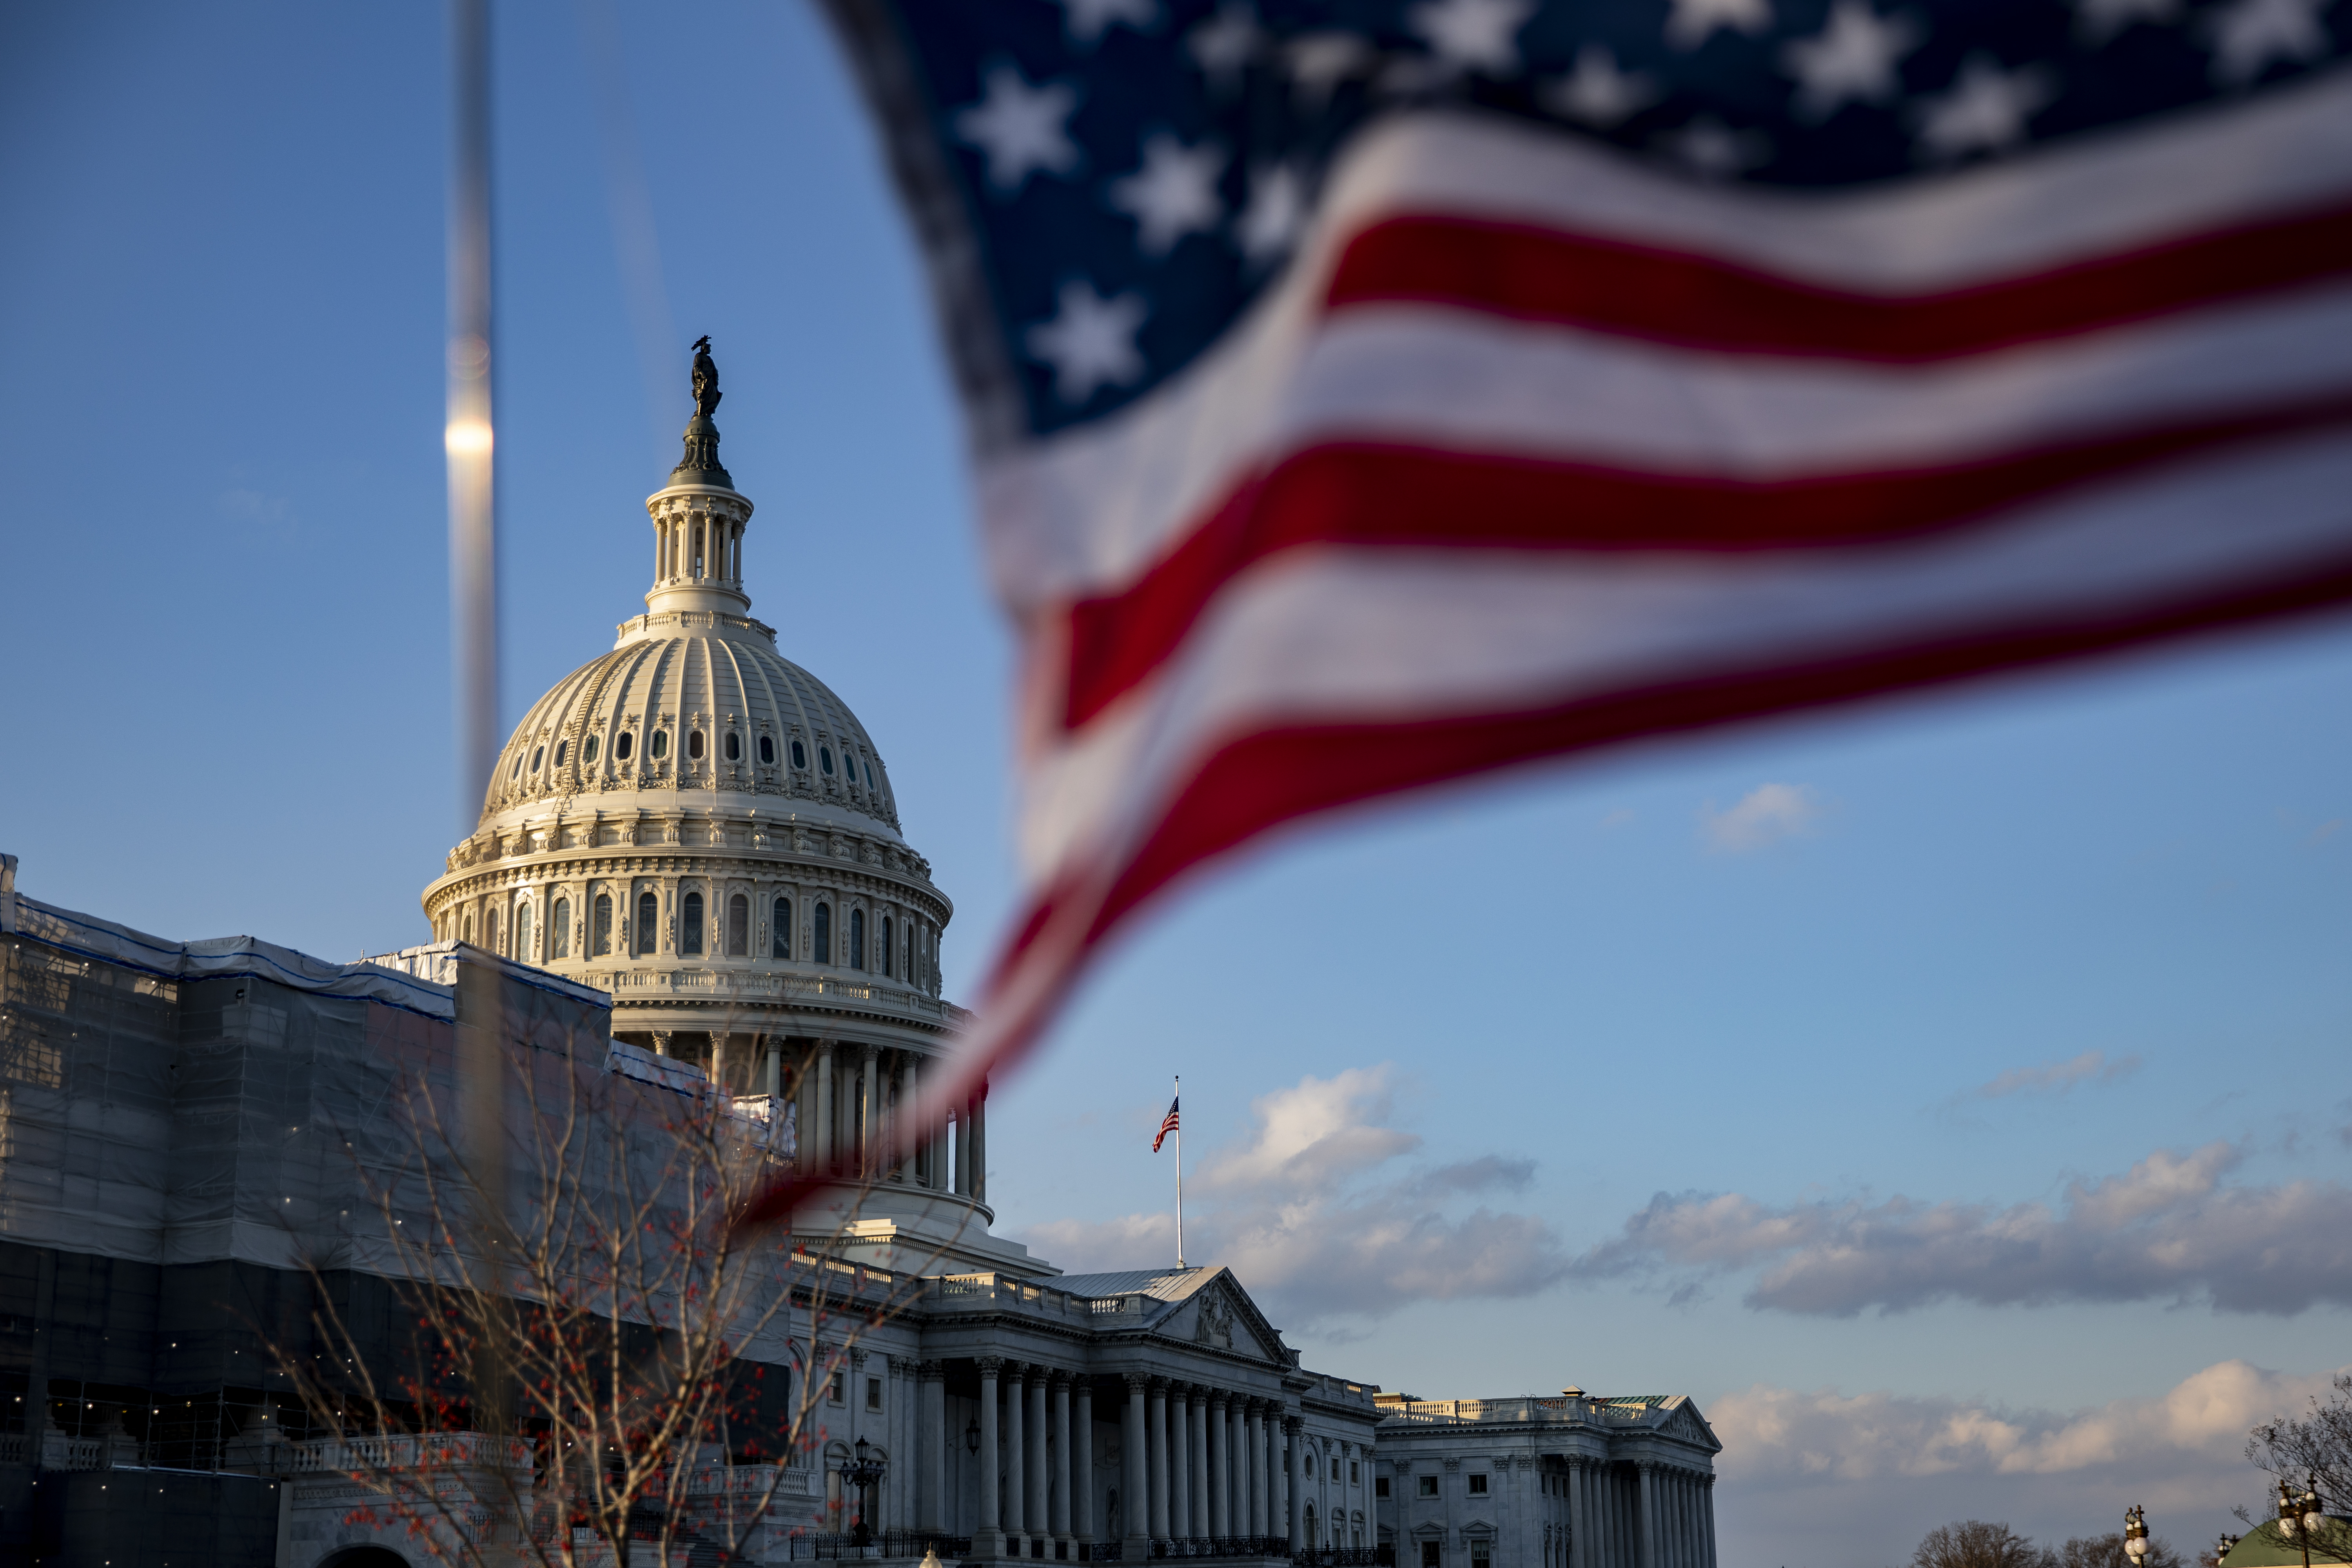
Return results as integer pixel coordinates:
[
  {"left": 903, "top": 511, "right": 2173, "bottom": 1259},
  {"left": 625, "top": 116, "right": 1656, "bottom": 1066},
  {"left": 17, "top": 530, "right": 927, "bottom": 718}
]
[
  {"left": 2220, "top": 1520, "right": 2352, "bottom": 1566},
  {"left": 1051, "top": 1267, "right": 1210, "bottom": 1300}
]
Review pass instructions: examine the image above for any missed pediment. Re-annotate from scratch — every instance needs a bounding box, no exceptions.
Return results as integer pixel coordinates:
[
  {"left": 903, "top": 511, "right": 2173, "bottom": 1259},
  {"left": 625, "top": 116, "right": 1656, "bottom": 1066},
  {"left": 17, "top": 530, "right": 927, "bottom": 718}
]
[
  {"left": 1175, "top": 1270, "right": 1287, "bottom": 1363},
  {"left": 1657, "top": 1397, "right": 1720, "bottom": 1453}
]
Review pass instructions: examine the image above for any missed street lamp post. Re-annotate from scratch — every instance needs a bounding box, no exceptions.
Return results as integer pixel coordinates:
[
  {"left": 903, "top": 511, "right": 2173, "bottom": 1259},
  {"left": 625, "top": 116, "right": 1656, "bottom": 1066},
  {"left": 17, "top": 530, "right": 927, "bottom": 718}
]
[
  {"left": 2125, "top": 1505, "right": 2151, "bottom": 1568},
  {"left": 2278, "top": 1476, "right": 2327, "bottom": 1568},
  {"left": 844, "top": 1434, "right": 890, "bottom": 1552}
]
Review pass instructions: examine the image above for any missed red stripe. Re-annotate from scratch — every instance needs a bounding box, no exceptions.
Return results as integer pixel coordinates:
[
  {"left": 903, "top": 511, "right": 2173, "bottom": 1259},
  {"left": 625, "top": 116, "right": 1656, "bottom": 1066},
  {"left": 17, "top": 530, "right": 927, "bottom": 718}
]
[
  {"left": 1058, "top": 551, "right": 2352, "bottom": 956},
  {"left": 1325, "top": 203, "right": 2352, "bottom": 360},
  {"left": 1060, "top": 400, "right": 2352, "bottom": 731}
]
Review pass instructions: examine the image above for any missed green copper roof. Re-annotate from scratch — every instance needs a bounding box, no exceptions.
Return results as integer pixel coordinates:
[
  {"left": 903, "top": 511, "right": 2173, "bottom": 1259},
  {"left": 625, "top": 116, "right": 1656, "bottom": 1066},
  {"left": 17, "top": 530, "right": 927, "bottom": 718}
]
[{"left": 2219, "top": 1519, "right": 2352, "bottom": 1566}]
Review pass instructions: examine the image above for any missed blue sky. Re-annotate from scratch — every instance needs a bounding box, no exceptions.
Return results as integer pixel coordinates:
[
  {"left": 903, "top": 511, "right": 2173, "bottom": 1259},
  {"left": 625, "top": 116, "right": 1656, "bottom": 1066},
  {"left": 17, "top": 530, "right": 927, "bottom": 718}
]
[{"left": 3, "top": 5, "right": 2347, "bottom": 1563}]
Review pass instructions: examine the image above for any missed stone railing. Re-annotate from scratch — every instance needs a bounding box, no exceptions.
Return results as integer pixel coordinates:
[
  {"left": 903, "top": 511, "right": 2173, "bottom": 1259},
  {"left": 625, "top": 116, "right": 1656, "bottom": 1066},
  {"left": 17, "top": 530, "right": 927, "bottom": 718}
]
[
  {"left": 285, "top": 1432, "right": 533, "bottom": 1475},
  {"left": 926, "top": 1273, "right": 1141, "bottom": 1320},
  {"left": 1375, "top": 1397, "right": 1650, "bottom": 1426},
  {"left": 589, "top": 968, "right": 945, "bottom": 1017}
]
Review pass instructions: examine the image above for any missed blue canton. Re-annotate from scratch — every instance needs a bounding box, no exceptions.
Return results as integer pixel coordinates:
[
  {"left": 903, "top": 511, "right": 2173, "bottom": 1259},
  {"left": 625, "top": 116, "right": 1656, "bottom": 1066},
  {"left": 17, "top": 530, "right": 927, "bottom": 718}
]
[{"left": 877, "top": 0, "right": 2352, "bottom": 435}]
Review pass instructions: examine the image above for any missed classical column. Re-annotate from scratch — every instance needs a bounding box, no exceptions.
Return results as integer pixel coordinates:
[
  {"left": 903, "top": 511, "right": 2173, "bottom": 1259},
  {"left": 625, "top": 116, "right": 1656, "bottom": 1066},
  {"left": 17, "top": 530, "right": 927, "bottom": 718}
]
[
  {"left": 1051, "top": 1371, "right": 1074, "bottom": 1545},
  {"left": 955, "top": 1101, "right": 973, "bottom": 1195},
  {"left": 1195, "top": 1392, "right": 1214, "bottom": 1542},
  {"left": 977, "top": 1359, "right": 1005, "bottom": 1557},
  {"left": 764, "top": 1034, "right": 782, "bottom": 1099},
  {"left": 1005, "top": 1363, "right": 1029, "bottom": 1548},
  {"left": 899, "top": 1051, "right": 920, "bottom": 1182},
  {"left": 815, "top": 1044, "right": 836, "bottom": 1172},
  {"left": 1074, "top": 1377, "right": 1096, "bottom": 1544},
  {"left": 1207, "top": 1392, "right": 1230, "bottom": 1539},
  {"left": 650, "top": 1029, "right": 673, "bottom": 1058},
  {"left": 1701, "top": 1476, "right": 1718, "bottom": 1568},
  {"left": 1244, "top": 1401, "right": 1265, "bottom": 1538},
  {"left": 1168, "top": 1384, "right": 1191, "bottom": 1544},
  {"left": 859, "top": 1044, "right": 880, "bottom": 1176},
  {"left": 1283, "top": 1417, "right": 1303, "bottom": 1552},
  {"left": 1123, "top": 1375, "right": 1150, "bottom": 1559},
  {"left": 927, "top": 1058, "right": 951, "bottom": 1189},
  {"left": 1147, "top": 1377, "right": 1170, "bottom": 1543},
  {"left": 919, "top": 1362, "right": 946, "bottom": 1535},
  {"left": 973, "top": 1080, "right": 989, "bottom": 1203},
  {"left": 1636, "top": 1461, "right": 1656, "bottom": 1568},
  {"left": 1028, "top": 1368, "right": 1051, "bottom": 1550}
]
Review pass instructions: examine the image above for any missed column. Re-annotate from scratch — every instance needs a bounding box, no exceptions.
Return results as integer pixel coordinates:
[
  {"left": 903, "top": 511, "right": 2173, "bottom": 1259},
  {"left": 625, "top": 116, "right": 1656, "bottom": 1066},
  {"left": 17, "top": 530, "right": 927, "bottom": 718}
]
[
  {"left": 900, "top": 1051, "right": 921, "bottom": 1183},
  {"left": 1028, "top": 1368, "right": 1051, "bottom": 1551},
  {"left": 927, "top": 1057, "right": 950, "bottom": 1189},
  {"left": 955, "top": 1101, "right": 973, "bottom": 1195},
  {"left": 1245, "top": 1401, "right": 1265, "bottom": 1538},
  {"left": 1189, "top": 1388, "right": 1210, "bottom": 1538},
  {"left": 1147, "top": 1377, "right": 1170, "bottom": 1542},
  {"left": 1207, "top": 1393, "right": 1229, "bottom": 1540},
  {"left": 978, "top": 1359, "right": 1005, "bottom": 1557},
  {"left": 1074, "top": 1378, "right": 1096, "bottom": 1545},
  {"left": 1006, "top": 1363, "right": 1029, "bottom": 1549},
  {"left": 764, "top": 1034, "right": 782, "bottom": 1098},
  {"left": 1701, "top": 1476, "right": 1718, "bottom": 1568},
  {"left": 1123, "top": 1376, "right": 1150, "bottom": 1559},
  {"left": 920, "top": 1362, "right": 946, "bottom": 1535},
  {"left": 1169, "top": 1384, "right": 1190, "bottom": 1544},
  {"left": 1283, "top": 1417, "right": 1303, "bottom": 1552},
  {"left": 859, "top": 1045, "right": 880, "bottom": 1176},
  {"left": 973, "top": 1080, "right": 989, "bottom": 1203},
  {"left": 815, "top": 1044, "right": 836, "bottom": 1172},
  {"left": 1051, "top": 1372, "right": 1074, "bottom": 1545},
  {"left": 1636, "top": 1462, "right": 1656, "bottom": 1568}
]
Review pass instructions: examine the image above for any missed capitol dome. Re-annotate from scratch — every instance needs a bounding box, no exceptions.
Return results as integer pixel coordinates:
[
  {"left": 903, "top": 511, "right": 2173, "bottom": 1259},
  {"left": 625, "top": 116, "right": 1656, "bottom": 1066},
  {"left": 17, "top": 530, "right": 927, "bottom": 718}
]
[{"left": 418, "top": 343, "right": 1011, "bottom": 1258}]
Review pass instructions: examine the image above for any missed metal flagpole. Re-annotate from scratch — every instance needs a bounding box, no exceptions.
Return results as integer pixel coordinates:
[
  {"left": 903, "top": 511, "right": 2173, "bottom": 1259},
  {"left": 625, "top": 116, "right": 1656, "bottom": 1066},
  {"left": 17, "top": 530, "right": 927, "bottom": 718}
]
[{"left": 1174, "top": 1074, "right": 1183, "bottom": 1269}]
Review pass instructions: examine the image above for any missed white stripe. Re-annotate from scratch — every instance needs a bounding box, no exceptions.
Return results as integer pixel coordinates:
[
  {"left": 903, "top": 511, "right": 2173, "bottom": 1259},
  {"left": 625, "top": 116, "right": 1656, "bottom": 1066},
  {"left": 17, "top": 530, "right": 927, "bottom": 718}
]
[
  {"left": 1282, "top": 290, "right": 2352, "bottom": 476},
  {"left": 1017, "top": 430, "right": 2352, "bottom": 878},
  {"left": 978, "top": 77, "right": 2352, "bottom": 613}
]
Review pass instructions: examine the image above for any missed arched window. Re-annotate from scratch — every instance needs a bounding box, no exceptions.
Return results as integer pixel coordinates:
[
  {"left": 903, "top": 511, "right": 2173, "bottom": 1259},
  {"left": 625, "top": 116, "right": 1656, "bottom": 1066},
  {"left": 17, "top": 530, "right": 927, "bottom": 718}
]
[
  {"left": 688, "top": 730, "right": 705, "bottom": 760},
  {"left": 865, "top": 759, "right": 877, "bottom": 789},
  {"left": 759, "top": 735, "right": 775, "bottom": 765},
  {"left": 615, "top": 731, "right": 634, "bottom": 761},
  {"left": 651, "top": 730, "right": 670, "bottom": 760},
  {"left": 515, "top": 902, "right": 534, "bottom": 962},
  {"left": 636, "top": 891, "right": 658, "bottom": 956},
  {"left": 553, "top": 898, "right": 571, "bottom": 958},
  {"left": 529, "top": 745, "right": 544, "bottom": 773},
  {"left": 725, "top": 731, "right": 741, "bottom": 762},
  {"left": 555, "top": 739, "right": 568, "bottom": 768},
  {"left": 681, "top": 891, "right": 704, "bottom": 955},
  {"left": 510, "top": 753, "right": 523, "bottom": 780},
  {"left": 813, "top": 902, "right": 831, "bottom": 965},
  {"left": 819, "top": 746, "right": 835, "bottom": 775},
  {"left": 593, "top": 893, "right": 612, "bottom": 955},
  {"left": 790, "top": 739, "right": 806, "bottom": 768},
  {"left": 772, "top": 897, "right": 791, "bottom": 958},
  {"left": 463, "top": 911, "right": 475, "bottom": 944},
  {"left": 485, "top": 906, "right": 500, "bottom": 954},
  {"left": 849, "top": 908, "right": 866, "bottom": 970},
  {"left": 881, "top": 915, "right": 894, "bottom": 978},
  {"left": 584, "top": 733, "right": 600, "bottom": 764},
  {"left": 727, "top": 894, "right": 749, "bottom": 956}
]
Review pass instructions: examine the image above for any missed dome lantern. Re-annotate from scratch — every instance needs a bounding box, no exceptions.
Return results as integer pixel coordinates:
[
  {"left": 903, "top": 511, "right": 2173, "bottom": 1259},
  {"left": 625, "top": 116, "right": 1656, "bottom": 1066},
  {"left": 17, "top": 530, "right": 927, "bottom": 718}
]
[{"left": 643, "top": 336, "right": 752, "bottom": 619}]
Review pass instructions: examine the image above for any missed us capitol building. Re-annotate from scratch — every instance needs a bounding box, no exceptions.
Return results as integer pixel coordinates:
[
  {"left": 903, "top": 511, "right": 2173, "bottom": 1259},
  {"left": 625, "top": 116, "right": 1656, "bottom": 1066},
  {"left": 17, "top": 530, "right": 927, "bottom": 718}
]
[{"left": 0, "top": 350, "right": 1720, "bottom": 1568}]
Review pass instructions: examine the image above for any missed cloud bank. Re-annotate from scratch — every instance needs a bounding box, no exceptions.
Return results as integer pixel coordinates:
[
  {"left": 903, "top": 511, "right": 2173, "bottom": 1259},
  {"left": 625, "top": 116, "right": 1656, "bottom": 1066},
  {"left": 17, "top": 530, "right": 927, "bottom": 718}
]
[
  {"left": 1576, "top": 1143, "right": 2352, "bottom": 1315},
  {"left": 1975, "top": 1049, "right": 2142, "bottom": 1099},
  {"left": 1019, "top": 1067, "right": 1568, "bottom": 1325},
  {"left": 1700, "top": 782, "right": 1820, "bottom": 851}
]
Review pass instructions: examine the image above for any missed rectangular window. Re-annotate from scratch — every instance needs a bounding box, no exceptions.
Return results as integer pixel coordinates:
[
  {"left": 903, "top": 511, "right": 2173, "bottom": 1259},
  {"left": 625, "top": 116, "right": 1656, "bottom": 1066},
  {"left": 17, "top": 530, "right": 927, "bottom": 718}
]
[
  {"left": 1421, "top": 1544, "right": 1441, "bottom": 1568},
  {"left": 1468, "top": 1474, "right": 1488, "bottom": 1496},
  {"left": 1417, "top": 1476, "right": 1439, "bottom": 1499},
  {"left": 867, "top": 1377, "right": 883, "bottom": 1410},
  {"left": 828, "top": 1371, "right": 844, "bottom": 1404},
  {"left": 1376, "top": 1477, "right": 1390, "bottom": 1499},
  {"left": 1352, "top": 1462, "right": 1361, "bottom": 1484},
  {"left": 1332, "top": 1458, "right": 1341, "bottom": 1481},
  {"left": 1472, "top": 1544, "right": 1491, "bottom": 1568}
]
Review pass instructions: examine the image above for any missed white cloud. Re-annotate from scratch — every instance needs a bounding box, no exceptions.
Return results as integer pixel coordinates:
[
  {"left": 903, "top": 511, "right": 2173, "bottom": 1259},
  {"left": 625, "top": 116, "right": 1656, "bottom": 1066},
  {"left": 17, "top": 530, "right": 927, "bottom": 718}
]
[
  {"left": 1700, "top": 782, "right": 1821, "bottom": 851},
  {"left": 1018, "top": 1067, "right": 1567, "bottom": 1324},
  {"left": 1575, "top": 1142, "right": 2352, "bottom": 1314},
  {"left": 1711, "top": 1360, "right": 2347, "bottom": 1567},
  {"left": 1975, "top": 1049, "right": 2143, "bottom": 1098}
]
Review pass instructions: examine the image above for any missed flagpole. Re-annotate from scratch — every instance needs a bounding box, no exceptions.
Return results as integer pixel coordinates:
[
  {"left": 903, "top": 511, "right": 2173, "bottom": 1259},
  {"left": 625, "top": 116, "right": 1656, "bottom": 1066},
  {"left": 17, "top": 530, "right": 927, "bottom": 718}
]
[{"left": 1174, "top": 1074, "right": 1184, "bottom": 1269}]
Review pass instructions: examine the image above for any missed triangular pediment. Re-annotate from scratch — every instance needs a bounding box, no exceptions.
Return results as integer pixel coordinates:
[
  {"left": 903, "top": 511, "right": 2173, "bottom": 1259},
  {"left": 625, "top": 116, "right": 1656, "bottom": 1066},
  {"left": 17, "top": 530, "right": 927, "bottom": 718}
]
[{"left": 1167, "top": 1268, "right": 1287, "bottom": 1363}]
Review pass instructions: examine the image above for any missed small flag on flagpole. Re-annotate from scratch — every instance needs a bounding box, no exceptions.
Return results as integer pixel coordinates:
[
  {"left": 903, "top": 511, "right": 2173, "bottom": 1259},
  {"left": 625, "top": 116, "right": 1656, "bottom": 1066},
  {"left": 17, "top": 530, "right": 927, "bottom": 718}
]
[{"left": 1152, "top": 1095, "right": 1179, "bottom": 1154}]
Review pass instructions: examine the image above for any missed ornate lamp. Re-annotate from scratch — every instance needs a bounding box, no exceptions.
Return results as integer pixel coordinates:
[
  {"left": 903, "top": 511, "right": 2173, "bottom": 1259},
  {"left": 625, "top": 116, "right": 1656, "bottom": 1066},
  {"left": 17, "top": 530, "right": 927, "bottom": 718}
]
[
  {"left": 2278, "top": 1477, "right": 2327, "bottom": 1568},
  {"left": 843, "top": 1434, "right": 890, "bottom": 1551},
  {"left": 2125, "top": 1505, "right": 2150, "bottom": 1565}
]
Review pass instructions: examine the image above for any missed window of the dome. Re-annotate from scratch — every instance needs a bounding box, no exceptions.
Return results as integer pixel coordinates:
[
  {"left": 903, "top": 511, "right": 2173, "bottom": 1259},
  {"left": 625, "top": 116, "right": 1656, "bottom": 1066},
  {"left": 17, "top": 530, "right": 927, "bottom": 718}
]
[
  {"left": 865, "top": 759, "right": 877, "bottom": 789},
  {"left": 635, "top": 891, "right": 657, "bottom": 955},
  {"left": 882, "top": 915, "right": 894, "bottom": 978},
  {"left": 688, "top": 730, "right": 705, "bottom": 761},
  {"left": 650, "top": 730, "right": 670, "bottom": 760},
  {"left": 584, "top": 733, "right": 599, "bottom": 764},
  {"left": 790, "top": 739, "right": 806, "bottom": 769},
  {"left": 849, "top": 908, "right": 866, "bottom": 971},
  {"left": 593, "top": 893, "right": 612, "bottom": 955},
  {"left": 510, "top": 753, "right": 523, "bottom": 780},
  {"left": 530, "top": 745, "right": 544, "bottom": 773},
  {"left": 553, "top": 898, "right": 571, "bottom": 959},
  {"left": 515, "top": 902, "right": 534, "bottom": 960},
  {"left": 820, "top": 746, "right": 835, "bottom": 775},
  {"left": 758, "top": 735, "right": 773, "bottom": 764},
  {"left": 813, "top": 902, "right": 831, "bottom": 964},
  {"left": 554, "top": 739, "right": 568, "bottom": 767},
  {"left": 615, "top": 731, "right": 633, "bottom": 762},
  {"left": 681, "top": 891, "right": 704, "bottom": 956},
  {"left": 724, "top": 731, "right": 740, "bottom": 762},
  {"left": 772, "top": 897, "right": 791, "bottom": 958},
  {"left": 727, "top": 893, "right": 748, "bottom": 956}
]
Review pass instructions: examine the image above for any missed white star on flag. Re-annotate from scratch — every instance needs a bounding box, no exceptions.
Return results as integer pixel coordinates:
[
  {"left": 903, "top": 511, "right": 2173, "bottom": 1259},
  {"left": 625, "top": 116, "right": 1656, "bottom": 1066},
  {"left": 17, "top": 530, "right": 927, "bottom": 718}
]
[
  {"left": 1781, "top": 0, "right": 1920, "bottom": 120},
  {"left": 1026, "top": 281, "right": 1148, "bottom": 404},
  {"left": 2205, "top": 0, "right": 2330, "bottom": 85},
  {"left": 2074, "top": 0, "right": 2180, "bottom": 45},
  {"left": 1913, "top": 53, "right": 2054, "bottom": 157},
  {"left": 1666, "top": 0, "right": 1775, "bottom": 51},
  {"left": 1287, "top": 31, "right": 1377, "bottom": 107},
  {"left": 955, "top": 65, "right": 1081, "bottom": 193},
  {"left": 1408, "top": 0, "right": 1536, "bottom": 73},
  {"left": 1188, "top": 2, "right": 1263, "bottom": 90},
  {"left": 1237, "top": 163, "right": 1307, "bottom": 263},
  {"left": 1060, "top": 0, "right": 1157, "bottom": 47},
  {"left": 1541, "top": 45, "right": 1662, "bottom": 126},
  {"left": 1109, "top": 133, "right": 1225, "bottom": 254}
]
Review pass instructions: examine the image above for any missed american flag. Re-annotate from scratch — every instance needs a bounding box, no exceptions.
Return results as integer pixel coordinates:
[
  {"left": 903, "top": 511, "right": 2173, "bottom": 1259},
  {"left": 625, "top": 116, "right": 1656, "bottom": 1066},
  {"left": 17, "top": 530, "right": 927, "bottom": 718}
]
[
  {"left": 1154, "top": 1095, "right": 1181, "bottom": 1152},
  {"left": 819, "top": 0, "right": 2352, "bottom": 1087}
]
